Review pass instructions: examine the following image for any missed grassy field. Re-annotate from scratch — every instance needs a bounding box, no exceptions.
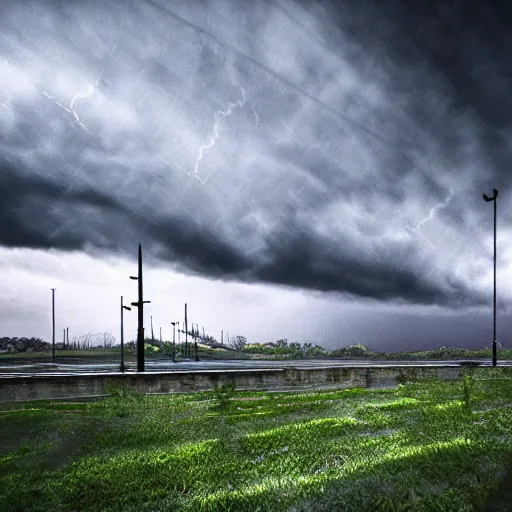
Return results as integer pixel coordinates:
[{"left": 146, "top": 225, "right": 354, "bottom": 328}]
[
  {"left": 0, "top": 345, "right": 249, "bottom": 363},
  {"left": 0, "top": 348, "right": 135, "bottom": 360},
  {"left": 1, "top": 372, "right": 512, "bottom": 511},
  {"left": 2, "top": 344, "right": 512, "bottom": 363}
]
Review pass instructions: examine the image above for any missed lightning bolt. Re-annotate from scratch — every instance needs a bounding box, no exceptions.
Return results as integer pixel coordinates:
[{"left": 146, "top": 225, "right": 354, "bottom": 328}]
[
  {"left": 43, "top": 85, "right": 94, "bottom": 131},
  {"left": 41, "top": 28, "right": 121, "bottom": 132},
  {"left": 250, "top": 103, "right": 259, "bottom": 128},
  {"left": 193, "top": 87, "right": 246, "bottom": 183},
  {"left": 409, "top": 187, "right": 454, "bottom": 249},
  {"left": 69, "top": 84, "right": 97, "bottom": 131},
  {"left": 164, "top": 160, "right": 206, "bottom": 185},
  {"left": 244, "top": 196, "right": 254, "bottom": 210}
]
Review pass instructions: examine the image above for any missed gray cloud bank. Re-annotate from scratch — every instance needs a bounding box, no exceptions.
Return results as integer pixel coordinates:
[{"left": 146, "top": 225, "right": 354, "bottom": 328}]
[{"left": 1, "top": 0, "right": 511, "bottom": 310}]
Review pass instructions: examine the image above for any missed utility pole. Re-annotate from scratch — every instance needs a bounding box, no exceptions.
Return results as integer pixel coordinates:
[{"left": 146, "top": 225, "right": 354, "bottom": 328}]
[
  {"left": 66, "top": 327, "right": 69, "bottom": 350},
  {"left": 185, "top": 303, "right": 188, "bottom": 358},
  {"left": 177, "top": 321, "right": 180, "bottom": 355},
  {"left": 194, "top": 324, "right": 199, "bottom": 362},
  {"left": 130, "top": 244, "right": 151, "bottom": 372},
  {"left": 120, "top": 296, "right": 131, "bottom": 372},
  {"left": 51, "top": 288, "right": 56, "bottom": 363},
  {"left": 483, "top": 188, "right": 499, "bottom": 367},
  {"left": 151, "top": 315, "right": 155, "bottom": 342}
]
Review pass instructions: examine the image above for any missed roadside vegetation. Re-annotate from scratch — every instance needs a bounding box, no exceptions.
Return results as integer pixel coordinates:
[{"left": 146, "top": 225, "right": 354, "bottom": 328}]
[
  {"left": 2, "top": 334, "right": 511, "bottom": 363},
  {"left": 1, "top": 370, "right": 512, "bottom": 511}
]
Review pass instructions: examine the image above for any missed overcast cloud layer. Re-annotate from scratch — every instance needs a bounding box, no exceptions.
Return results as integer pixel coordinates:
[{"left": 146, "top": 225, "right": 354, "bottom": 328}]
[{"left": 2, "top": 0, "right": 512, "bottom": 327}]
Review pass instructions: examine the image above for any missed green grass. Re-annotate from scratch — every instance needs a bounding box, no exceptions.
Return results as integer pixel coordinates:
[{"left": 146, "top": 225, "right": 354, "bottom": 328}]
[
  {"left": 0, "top": 348, "right": 134, "bottom": 360},
  {"left": 3, "top": 344, "right": 512, "bottom": 362},
  {"left": 1, "top": 375, "right": 512, "bottom": 511}
]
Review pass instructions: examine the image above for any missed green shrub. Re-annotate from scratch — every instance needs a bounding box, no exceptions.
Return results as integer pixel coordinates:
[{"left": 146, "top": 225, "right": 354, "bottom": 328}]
[{"left": 212, "top": 381, "right": 237, "bottom": 410}]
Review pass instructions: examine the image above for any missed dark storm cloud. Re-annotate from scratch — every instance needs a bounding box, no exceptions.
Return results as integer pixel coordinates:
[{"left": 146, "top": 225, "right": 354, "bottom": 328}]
[
  {"left": 0, "top": 157, "right": 251, "bottom": 278},
  {"left": 145, "top": 216, "right": 252, "bottom": 276},
  {"left": 0, "top": 159, "right": 126, "bottom": 250},
  {"left": 323, "top": 0, "right": 512, "bottom": 188},
  {"left": 254, "top": 221, "right": 487, "bottom": 307},
  {"left": 0, "top": 0, "right": 510, "bottom": 309}
]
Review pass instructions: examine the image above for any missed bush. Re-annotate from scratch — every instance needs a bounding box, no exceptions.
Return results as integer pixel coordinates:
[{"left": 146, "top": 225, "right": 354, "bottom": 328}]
[
  {"left": 144, "top": 343, "right": 160, "bottom": 354},
  {"left": 212, "top": 381, "right": 236, "bottom": 410}
]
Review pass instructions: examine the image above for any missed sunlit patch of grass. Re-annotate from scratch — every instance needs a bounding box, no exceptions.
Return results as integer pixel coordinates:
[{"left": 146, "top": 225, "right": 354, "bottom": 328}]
[
  {"left": 431, "top": 400, "right": 464, "bottom": 411},
  {"left": 293, "top": 436, "right": 506, "bottom": 512},
  {"left": 366, "top": 397, "right": 420, "bottom": 410},
  {"left": 57, "top": 439, "right": 236, "bottom": 510},
  {"left": 190, "top": 437, "right": 499, "bottom": 512},
  {"left": 241, "top": 417, "right": 359, "bottom": 454}
]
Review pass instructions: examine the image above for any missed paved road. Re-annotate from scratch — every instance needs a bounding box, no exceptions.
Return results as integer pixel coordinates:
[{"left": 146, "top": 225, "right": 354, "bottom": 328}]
[{"left": 0, "top": 358, "right": 508, "bottom": 377}]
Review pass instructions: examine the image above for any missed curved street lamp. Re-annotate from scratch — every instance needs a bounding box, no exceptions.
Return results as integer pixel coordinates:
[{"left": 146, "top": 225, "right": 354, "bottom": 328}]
[
  {"left": 171, "top": 321, "right": 179, "bottom": 363},
  {"left": 483, "top": 188, "right": 498, "bottom": 367},
  {"left": 51, "top": 288, "right": 56, "bottom": 363}
]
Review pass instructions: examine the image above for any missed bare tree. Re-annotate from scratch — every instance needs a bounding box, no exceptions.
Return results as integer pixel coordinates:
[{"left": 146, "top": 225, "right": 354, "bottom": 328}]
[{"left": 231, "top": 335, "right": 248, "bottom": 352}]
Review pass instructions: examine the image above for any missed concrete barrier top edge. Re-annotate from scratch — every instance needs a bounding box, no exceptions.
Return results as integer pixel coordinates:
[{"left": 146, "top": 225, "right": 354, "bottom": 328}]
[{"left": 0, "top": 363, "right": 495, "bottom": 382}]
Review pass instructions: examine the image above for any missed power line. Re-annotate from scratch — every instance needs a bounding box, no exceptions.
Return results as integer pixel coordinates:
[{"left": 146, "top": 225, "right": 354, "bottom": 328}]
[{"left": 142, "top": 0, "right": 425, "bottom": 168}]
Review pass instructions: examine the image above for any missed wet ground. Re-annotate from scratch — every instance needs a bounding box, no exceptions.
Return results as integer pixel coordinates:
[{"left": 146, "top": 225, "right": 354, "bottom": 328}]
[{"left": 0, "top": 357, "right": 504, "bottom": 377}]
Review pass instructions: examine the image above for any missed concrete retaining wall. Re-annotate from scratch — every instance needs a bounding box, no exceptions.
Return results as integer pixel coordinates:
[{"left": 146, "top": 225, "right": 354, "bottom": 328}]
[{"left": 1, "top": 365, "right": 510, "bottom": 402}]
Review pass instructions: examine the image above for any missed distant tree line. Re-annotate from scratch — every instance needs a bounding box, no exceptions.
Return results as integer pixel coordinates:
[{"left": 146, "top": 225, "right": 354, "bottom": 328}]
[
  {"left": 0, "top": 333, "right": 117, "bottom": 353},
  {"left": 0, "top": 337, "right": 50, "bottom": 353},
  {"left": 2, "top": 333, "right": 508, "bottom": 361}
]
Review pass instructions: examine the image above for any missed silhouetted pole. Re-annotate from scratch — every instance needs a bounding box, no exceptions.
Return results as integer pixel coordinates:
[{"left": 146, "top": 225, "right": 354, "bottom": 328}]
[
  {"left": 51, "top": 288, "right": 56, "bottom": 362},
  {"left": 194, "top": 325, "right": 199, "bottom": 362},
  {"left": 130, "top": 244, "right": 151, "bottom": 372},
  {"left": 120, "top": 296, "right": 131, "bottom": 372},
  {"left": 171, "top": 322, "right": 177, "bottom": 362},
  {"left": 177, "top": 321, "right": 181, "bottom": 354},
  {"left": 66, "top": 327, "right": 69, "bottom": 349},
  {"left": 185, "top": 303, "right": 188, "bottom": 358},
  {"left": 483, "top": 188, "right": 498, "bottom": 367},
  {"left": 151, "top": 315, "right": 155, "bottom": 342}
]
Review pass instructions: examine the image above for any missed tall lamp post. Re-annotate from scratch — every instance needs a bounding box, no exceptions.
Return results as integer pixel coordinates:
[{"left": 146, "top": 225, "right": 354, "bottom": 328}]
[
  {"left": 120, "top": 296, "right": 131, "bottom": 372},
  {"left": 171, "top": 321, "right": 178, "bottom": 363},
  {"left": 177, "top": 321, "right": 181, "bottom": 355},
  {"left": 129, "top": 244, "right": 151, "bottom": 372},
  {"left": 194, "top": 324, "right": 199, "bottom": 362},
  {"left": 51, "top": 288, "right": 56, "bottom": 363},
  {"left": 184, "top": 303, "right": 188, "bottom": 359},
  {"left": 483, "top": 188, "right": 498, "bottom": 367}
]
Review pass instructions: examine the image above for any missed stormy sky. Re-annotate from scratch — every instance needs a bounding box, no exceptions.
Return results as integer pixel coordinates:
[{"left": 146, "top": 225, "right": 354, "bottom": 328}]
[{"left": 1, "top": 0, "right": 512, "bottom": 351}]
